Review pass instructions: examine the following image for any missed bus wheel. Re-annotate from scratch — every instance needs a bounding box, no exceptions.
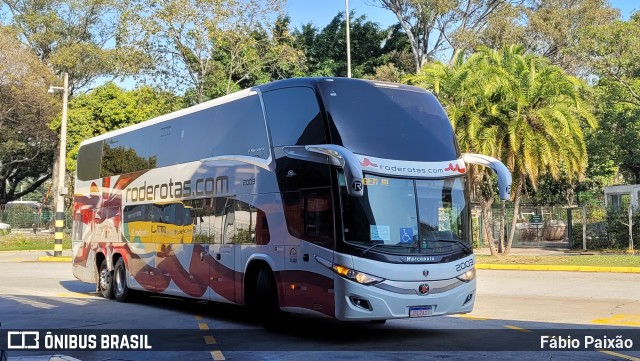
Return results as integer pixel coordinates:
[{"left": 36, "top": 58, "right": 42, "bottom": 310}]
[
  {"left": 98, "top": 258, "right": 114, "bottom": 299},
  {"left": 256, "top": 268, "right": 281, "bottom": 329},
  {"left": 113, "top": 258, "right": 131, "bottom": 302}
]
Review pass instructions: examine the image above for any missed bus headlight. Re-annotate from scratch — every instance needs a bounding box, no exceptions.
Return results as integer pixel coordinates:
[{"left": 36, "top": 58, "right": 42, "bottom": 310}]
[
  {"left": 456, "top": 268, "right": 476, "bottom": 282},
  {"left": 315, "top": 256, "right": 383, "bottom": 285},
  {"left": 333, "top": 264, "right": 383, "bottom": 285}
]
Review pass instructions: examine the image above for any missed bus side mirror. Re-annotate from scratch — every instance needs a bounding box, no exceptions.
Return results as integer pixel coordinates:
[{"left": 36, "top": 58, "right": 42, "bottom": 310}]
[
  {"left": 305, "top": 145, "right": 364, "bottom": 197},
  {"left": 282, "top": 144, "right": 364, "bottom": 197},
  {"left": 462, "top": 153, "right": 512, "bottom": 201}
]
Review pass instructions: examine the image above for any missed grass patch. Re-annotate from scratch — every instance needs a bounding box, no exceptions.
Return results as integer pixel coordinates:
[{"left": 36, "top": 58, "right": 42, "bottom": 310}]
[
  {"left": 0, "top": 234, "right": 71, "bottom": 251},
  {"left": 476, "top": 254, "right": 640, "bottom": 267}
]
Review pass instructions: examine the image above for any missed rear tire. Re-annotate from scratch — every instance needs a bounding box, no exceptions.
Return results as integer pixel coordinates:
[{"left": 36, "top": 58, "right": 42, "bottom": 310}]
[
  {"left": 113, "top": 258, "right": 131, "bottom": 302},
  {"left": 98, "top": 258, "right": 114, "bottom": 299}
]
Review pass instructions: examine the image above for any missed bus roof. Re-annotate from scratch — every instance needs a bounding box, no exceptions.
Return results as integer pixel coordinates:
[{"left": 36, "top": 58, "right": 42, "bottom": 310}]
[{"left": 78, "top": 77, "right": 431, "bottom": 148}]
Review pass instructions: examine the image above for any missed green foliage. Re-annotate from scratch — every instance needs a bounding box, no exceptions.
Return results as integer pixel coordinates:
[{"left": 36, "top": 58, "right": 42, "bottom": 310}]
[
  {"left": 0, "top": 0, "right": 140, "bottom": 94},
  {"left": 578, "top": 14, "right": 640, "bottom": 184},
  {"left": 0, "top": 26, "right": 57, "bottom": 205},
  {"left": 118, "top": 0, "right": 301, "bottom": 103},
  {"left": 605, "top": 206, "right": 640, "bottom": 250},
  {"left": 0, "top": 234, "right": 72, "bottom": 251},
  {"left": 293, "top": 12, "right": 411, "bottom": 79},
  {"left": 407, "top": 45, "right": 595, "bottom": 189}
]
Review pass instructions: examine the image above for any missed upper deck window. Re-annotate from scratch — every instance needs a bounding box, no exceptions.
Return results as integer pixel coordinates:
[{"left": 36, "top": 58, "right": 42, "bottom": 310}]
[
  {"left": 319, "top": 80, "right": 459, "bottom": 162},
  {"left": 262, "top": 87, "right": 326, "bottom": 146}
]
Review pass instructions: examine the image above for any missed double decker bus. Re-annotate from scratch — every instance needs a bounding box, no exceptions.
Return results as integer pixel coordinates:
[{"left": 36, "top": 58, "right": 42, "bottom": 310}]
[{"left": 72, "top": 77, "right": 511, "bottom": 323}]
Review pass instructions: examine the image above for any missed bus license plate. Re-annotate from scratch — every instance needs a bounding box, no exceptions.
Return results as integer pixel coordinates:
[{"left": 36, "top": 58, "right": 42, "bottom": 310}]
[{"left": 409, "top": 306, "right": 433, "bottom": 317}]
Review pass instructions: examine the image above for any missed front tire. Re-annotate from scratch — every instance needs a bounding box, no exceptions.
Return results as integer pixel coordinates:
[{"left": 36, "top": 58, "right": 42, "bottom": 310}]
[
  {"left": 113, "top": 258, "right": 131, "bottom": 302},
  {"left": 255, "top": 268, "right": 282, "bottom": 330},
  {"left": 98, "top": 258, "right": 114, "bottom": 299}
]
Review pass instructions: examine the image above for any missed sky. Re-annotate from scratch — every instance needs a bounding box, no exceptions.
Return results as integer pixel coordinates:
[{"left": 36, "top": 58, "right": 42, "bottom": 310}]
[{"left": 284, "top": 0, "right": 639, "bottom": 31}]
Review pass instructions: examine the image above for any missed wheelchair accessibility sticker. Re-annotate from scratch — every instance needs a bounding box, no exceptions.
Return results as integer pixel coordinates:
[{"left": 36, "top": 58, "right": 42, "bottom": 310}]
[{"left": 399, "top": 228, "right": 414, "bottom": 243}]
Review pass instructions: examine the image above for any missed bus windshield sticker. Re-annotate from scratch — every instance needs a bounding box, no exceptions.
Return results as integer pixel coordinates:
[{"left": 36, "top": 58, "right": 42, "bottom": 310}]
[
  {"left": 399, "top": 228, "right": 413, "bottom": 244},
  {"left": 370, "top": 225, "right": 390, "bottom": 241}
]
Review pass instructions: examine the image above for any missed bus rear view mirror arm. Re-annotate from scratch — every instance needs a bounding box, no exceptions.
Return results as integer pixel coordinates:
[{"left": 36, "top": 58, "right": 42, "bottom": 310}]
[
  {"left": 462, "top": 153, "right": 512, "bottom": 201},
  {"left": 282, "top": 145, "right": 364, "bottom": 197}
]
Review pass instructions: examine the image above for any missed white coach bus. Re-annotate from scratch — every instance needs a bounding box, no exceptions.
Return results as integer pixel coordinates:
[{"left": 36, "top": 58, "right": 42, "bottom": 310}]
[{"left": 72, "top": 77, "right": 511, "bottom": 324}]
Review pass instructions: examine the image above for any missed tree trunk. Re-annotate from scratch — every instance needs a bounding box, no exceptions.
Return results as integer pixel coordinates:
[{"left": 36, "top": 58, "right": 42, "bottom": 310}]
[
  {"left": 505, "top": 172, "right": 524, "bottom": 256},
  {"left": 481, "top": 193, "right": 497, "bottom": 256},
  {"left": 449, "top": 48, "right": 461, "bottom": 68}
]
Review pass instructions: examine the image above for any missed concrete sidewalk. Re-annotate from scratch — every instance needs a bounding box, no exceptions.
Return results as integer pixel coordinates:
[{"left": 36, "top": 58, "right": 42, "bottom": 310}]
[
  {"left": 2, "top": 248, "right": 639, "bottom": 273},
  {"left": 474, "top": 247, "right": 640, "bottom": 273},
  {"left": 0, "top": 249, "right": 72, "bottom": 262}
]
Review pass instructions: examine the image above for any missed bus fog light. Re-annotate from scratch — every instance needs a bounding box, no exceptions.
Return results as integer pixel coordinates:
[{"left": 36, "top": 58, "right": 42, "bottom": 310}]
[
  {"left": 463, "top": 292, "right": 473, "bottom": 306},
  {"left": 456, "top": 268, "right": 476, "bottom": 282},
  {"left": 349, "top": 296, "right": 372, "bottom": 311}
]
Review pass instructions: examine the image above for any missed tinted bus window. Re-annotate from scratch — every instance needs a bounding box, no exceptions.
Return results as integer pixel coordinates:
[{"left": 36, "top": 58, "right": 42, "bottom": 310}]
[
  {"left": 319, "top": 80, "right": 459, "bottom": 162},
  {"left": 151, "top": 121, "right": 182, "bottom": 167},
  {"left": 212, "top": 95, "right": 269, "bottom": 159},
  {"left": 178, "top": 107, "right": 216, "bottom": 163},
  {"left": 77, "top": 141, "right": 103, "bottom": 181},
  {"left": 262, "top": 87, "right": 326, "bottom": 146},
  {"left": 101, "top": 129, "right": 154, "bottom": 177},
  {"left": 283, "top": 187, "right": 334, "bottom": 248}
]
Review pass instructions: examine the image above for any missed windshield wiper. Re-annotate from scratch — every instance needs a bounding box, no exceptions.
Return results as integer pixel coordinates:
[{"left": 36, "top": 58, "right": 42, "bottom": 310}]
[
  {"left": 361, "top": 243, "right": 417, "bottom": 255},
  {"left": 428, "top": 239, "right": 472, "bottom": 254}
]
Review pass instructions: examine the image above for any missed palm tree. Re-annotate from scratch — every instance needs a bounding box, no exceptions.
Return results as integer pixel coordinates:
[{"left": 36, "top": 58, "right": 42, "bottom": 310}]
[{"left": 407, "top": 45, "right": 596, "bottom": 255}]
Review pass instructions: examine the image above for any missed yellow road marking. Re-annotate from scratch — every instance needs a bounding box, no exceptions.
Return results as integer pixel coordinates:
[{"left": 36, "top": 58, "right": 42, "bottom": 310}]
[
  {"left": 459, "top": 315, "right": 489, "bottom": 321},
  {"left": 204, "top": 335, "right": 216, "bottom": 345},
  {"left": 210, "top": 351, "right": 225, "bottom": 360},
  {"left": 56, "top": 293, "right": 92, "bottom": 298},
  {"left": 195, "top": 315, "right": 204, "bottom": 320},
  {"left": 598, "top": 350, "right": 640, "bottom": 361},
  {"left": 592, "top": 314, "right": 640, "bottom": 327},
  {"left": 504, "top": 325, "right": 530, "bottom": 332},
  {"left": 198, "top": 322, "right": 209, "bottom": 330}
]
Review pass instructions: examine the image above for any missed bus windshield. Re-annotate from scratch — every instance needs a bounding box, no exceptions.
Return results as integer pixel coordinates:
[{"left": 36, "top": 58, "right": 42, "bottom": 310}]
[
  {"left": 319, "top": 80, "right": 459, "bottom": 162},
  {"left": 340, "top": 174, "right": 471, "bottom": 255}
]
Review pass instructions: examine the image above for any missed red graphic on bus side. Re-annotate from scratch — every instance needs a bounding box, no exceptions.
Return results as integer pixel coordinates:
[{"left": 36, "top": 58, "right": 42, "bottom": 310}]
[
  {"left": 444, "top": 163, "right": 466, "bottom": 173},
  {"left": 360, "top": 158, "right": 378, "bottom": 167}
]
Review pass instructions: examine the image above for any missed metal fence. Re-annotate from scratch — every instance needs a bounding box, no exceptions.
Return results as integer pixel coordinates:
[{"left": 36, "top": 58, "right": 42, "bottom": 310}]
[
  {"left": 0, "top": 205, "right": 71, "bottom": 233},
  {"left": 474, "top": 200, "right": 637, "bottom": 251},
  {"left": 474, "top": 203, "right": 571, "bottom": 249}
]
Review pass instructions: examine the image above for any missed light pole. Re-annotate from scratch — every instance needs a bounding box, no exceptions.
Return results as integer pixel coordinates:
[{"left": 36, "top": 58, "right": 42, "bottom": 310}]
[
  {"left": 48, "top": 72, "right": 69, "bottom": 257},
  {"left": 345, "top": 0, "right": 352, "bottom": 78}
]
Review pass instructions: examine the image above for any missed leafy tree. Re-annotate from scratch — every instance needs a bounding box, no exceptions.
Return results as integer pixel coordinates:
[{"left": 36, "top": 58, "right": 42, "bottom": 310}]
[
  {"left": 477, "top": 0, "right": 619, "bottom": 75},
  {"left": 0, "top": 27, "right": 58, "bottom": 205},
  {"left": 293, "top": 12, "right": 410, "bottom": 79},
  {"left": 407, "top": 45, "right": 595, "bottom": 255},
  {"left": 521, "top": 0, "right": 619, "bottom": 75},
  {"left": 118, "top": 0, "right": 302, "bottom": 103},
  {"left": 577, "top": 13, "right": 640, "bottom": 184},
  {"left": 373, "top": 0, "right": 519, "bottom": 72},
  {"left": 0, "top": 0, "right": 140, "bottom": 94}
]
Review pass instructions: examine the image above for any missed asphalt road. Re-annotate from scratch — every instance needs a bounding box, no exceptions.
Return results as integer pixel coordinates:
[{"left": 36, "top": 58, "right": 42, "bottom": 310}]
[{"left": 0, "top": 251, "right": 638, "bottom": 361}]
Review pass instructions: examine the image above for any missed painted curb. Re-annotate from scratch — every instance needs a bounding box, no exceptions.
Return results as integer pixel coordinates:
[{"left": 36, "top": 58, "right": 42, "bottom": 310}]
[
  {"left": 37, "top": 256, "right": 72, "bottom": 262},
  {"left": 476, "top": 264, "right": 640, "bottom": 273}
]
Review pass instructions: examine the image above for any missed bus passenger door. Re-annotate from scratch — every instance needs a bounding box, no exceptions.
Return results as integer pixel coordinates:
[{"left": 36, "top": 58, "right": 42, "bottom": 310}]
[{"left": 283, "top": 189, "right": 336, "bottom": 317}]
